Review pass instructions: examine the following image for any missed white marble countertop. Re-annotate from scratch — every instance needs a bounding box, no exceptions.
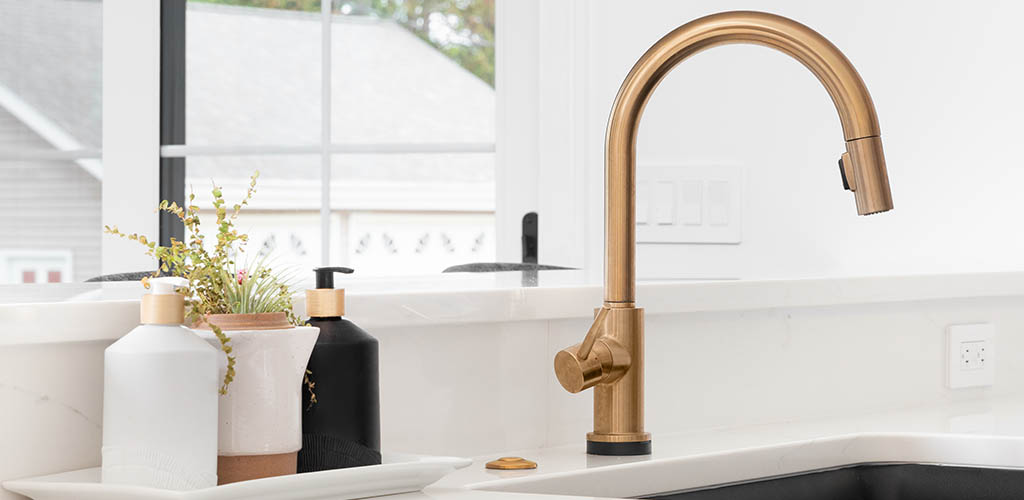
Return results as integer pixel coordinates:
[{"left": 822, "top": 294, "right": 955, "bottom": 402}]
[
  {"left": 6, "top": 396, "right": 1024, "bottom": 500},
  {"left": 405, "top": 395, "right": 1024, "bottom": 499},
  {"left": 5, "top": 271, "right": 1024, "bottom": 345}
]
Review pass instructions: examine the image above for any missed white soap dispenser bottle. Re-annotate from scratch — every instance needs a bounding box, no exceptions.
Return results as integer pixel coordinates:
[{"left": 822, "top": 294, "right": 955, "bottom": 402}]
[{"left": 101, "top": 277, "right": 219, "bottom": 490}]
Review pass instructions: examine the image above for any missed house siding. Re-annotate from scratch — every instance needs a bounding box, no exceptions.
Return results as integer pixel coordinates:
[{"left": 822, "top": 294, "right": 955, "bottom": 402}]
[{"left": 0, "top": 108, "right": 100, "bottom": 282}]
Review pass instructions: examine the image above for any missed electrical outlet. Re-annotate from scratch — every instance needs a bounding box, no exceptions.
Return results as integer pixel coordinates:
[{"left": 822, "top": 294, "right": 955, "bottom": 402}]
[
  {"left": 959, "top": 341, "right": 988, "bottom": 371},
  {"left": 947, "top": 324, "right": 995, "bottom": 389}
]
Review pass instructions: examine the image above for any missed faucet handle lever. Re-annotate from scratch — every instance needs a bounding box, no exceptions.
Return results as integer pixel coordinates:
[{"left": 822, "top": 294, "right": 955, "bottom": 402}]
[
  {"left": 577, "top": 307, "right": 610, "bottom": 359},
  {"left": 555, "top": 335, "right": 632, "bottom": 394}
]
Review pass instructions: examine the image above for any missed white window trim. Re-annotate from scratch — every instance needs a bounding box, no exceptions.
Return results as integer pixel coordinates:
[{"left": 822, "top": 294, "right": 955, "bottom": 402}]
[
  {"left": 494, "top": 0, "right": 537, "bottom": 264},
  {"left": 101, "top": 0, "right": 162, "bottom": 277},
  {"left": 495, "top": 0, "right": 590, "bottom": 273}
]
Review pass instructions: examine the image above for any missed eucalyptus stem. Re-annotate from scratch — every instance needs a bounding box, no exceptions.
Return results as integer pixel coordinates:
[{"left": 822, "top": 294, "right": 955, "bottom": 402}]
[{"left": 211, "top": 324, "right": 236, "bottom": 395}]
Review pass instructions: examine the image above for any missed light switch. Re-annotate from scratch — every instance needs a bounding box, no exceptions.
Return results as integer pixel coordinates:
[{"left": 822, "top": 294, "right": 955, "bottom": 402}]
[
  {"left": 680, "top": 180, "right": 702, "bottom": 226},
  {"left": 636, "top": 165, "right": 742, "bottom": 244},
  {"left": 637, "top": 182, "right": 650, "bottom": 225},
  {"left": 708, "top": 180, "right": 731, "bottom": 226},
  {"left": 654, "top": 181, "right": 674, "bottom": 225}
]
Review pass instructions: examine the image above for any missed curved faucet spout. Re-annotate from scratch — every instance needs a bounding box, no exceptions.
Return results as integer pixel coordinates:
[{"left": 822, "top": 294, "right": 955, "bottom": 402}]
[
  {"left": 555, "top": 11, "right": 895, "bottom": 456},
  {"left": 605, "top": 10, "right": 893, "bottom": 304}
]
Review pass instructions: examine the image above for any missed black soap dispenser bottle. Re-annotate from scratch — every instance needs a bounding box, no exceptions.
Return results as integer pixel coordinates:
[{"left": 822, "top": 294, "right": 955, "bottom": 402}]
[{"left": 298, "top": 267, "right": 381, "bottom": 472}]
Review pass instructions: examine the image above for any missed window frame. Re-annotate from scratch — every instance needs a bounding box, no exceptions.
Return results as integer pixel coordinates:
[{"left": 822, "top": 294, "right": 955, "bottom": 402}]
[
  {"left": 156, "top": 0, "right": 498, "bottom": 269},
  {"left": 2, "top": 0, "right": 510, "bottom": 282},
  {"left": 101, "top": 0, "right": 162, "bottom": 277},
  {"left": 494, "top": 0, "right": 590, "bottom": 272},
  {"left": 0, "top": 0, "right": 107, "bottom": 282},
  {"left": 0, "top": 0, "right": 173, "bottom": 281},
  {"left": 160, "top": 0, "right": 187, "bottom": 247}
]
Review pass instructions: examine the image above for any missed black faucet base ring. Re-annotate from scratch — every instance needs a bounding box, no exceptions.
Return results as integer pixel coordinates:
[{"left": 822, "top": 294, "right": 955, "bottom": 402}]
[{"left": 587, "top": 439, "right": 652, "bottom": 456}]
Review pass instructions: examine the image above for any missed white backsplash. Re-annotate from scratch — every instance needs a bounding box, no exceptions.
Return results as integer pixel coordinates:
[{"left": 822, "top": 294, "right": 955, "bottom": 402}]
[
  {"left": 383, "top": 296, "right": 1024, "bottom": 457},
  {"left": 3, "top": 286, "right": 1024, "bottom": 499}
]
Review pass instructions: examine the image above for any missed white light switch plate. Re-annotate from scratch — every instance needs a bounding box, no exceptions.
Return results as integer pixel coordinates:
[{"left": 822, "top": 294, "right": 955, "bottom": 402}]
[
  {"left": 947, "top": 323, "right": 995, "bottom": 389},
  {"left": 636, "top": 165, "right": 742, "bottom": 244}
]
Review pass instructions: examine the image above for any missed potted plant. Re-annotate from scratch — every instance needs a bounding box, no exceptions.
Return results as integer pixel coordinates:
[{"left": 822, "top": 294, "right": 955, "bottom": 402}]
[{"left": 105, "top": 172, "right": 319, "bottom": 485}]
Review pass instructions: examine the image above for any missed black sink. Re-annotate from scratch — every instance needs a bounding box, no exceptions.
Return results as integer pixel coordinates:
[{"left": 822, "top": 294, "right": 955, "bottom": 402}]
[{"left": 645, "top": 464, "right": 1024, "bottom": 500}]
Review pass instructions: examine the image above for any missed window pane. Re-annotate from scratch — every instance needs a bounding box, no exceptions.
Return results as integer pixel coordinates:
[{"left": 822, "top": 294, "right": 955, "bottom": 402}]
[
  {"left": 328, "top": 1, "right": 497, "bottom": 276},
  {"left": 182, "top": 1, "right": 497, "bottom": 278},
  {"left": 0, "top": 160, "right": 100, "bottom": 283},
  {"left": 331, "top": 153, "right": 494, "bottom": 275},
  {"left": 331, "top": 1, "right": 495, "bottom": 144},
  {"left": 186, "top": 2, "right": 321, "bottom": 146},
  {"left": 186, "top": 155, "right": 323, "bottom": 275},
  {"left": 0, "top": 0, "right": 103, "bottom": 150},
  {"left": 0, "top": 0, "right": 103, "bottom": 285}
]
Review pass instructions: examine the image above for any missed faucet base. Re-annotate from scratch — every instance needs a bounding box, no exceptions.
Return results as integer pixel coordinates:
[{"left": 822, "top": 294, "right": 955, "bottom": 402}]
[
  {"left": 586, "top": 439, "right": 651, "bottom": 456},
  {"left": 586, "top": 430, "right": 652, "bottom": 456}
]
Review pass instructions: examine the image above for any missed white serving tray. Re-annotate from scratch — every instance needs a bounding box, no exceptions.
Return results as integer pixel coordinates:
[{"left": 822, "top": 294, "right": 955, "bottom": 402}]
[{"left": 3, "top": 453, "right": 471, "bottom": 500}]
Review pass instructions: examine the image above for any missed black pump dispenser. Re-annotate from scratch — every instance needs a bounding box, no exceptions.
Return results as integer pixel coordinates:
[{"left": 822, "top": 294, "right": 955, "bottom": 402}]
[
  {"left": 298, "top": 267, "right": 381, "bottom": 472},
  {"left": 314, "top": 266, "right": 352, "bottom": 289}
]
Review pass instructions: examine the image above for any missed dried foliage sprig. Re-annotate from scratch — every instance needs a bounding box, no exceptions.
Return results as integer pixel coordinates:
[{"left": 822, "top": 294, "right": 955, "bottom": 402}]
[
  {"left": 105, "top": 171, "right": 302, "bottom": 394},
  {"left": 304, "top": 369, "right": 317, "bottom": 410}
]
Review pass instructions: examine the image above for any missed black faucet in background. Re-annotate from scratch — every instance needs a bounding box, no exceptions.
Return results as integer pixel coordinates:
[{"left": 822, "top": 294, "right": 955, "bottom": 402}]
[
  {"left": 521, "top": 212, "right": 538, "bottom": 264},
  {"left": 443, "top": 212, "right": 575, "bottom": 280}
]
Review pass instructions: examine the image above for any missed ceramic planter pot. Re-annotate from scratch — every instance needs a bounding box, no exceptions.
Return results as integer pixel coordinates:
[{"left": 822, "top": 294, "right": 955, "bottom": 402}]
[{"left": 194, "top": 312, "right": 319, "bottom": 485}]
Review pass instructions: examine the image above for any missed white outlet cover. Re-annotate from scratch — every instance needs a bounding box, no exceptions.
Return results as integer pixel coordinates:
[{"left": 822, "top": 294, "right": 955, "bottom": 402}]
[{"left": 947, "top": 323, "right": 995, "bottom": 389}]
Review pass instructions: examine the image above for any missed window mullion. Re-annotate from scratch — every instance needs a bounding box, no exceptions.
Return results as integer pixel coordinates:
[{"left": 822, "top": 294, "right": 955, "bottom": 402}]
[
  {"left": 159, "top": 143, "right": 496, "bottom": 158},
  {"left": 160, "top": 0, "right": 187, "bottom": 247},
  {"left": 320, "top": 0, "right": 332, "bottom": 267}
]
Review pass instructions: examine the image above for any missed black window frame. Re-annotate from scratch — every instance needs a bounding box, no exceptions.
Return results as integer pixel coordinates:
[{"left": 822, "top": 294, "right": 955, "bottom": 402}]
[{"left": 159, "top": 0, "right": 186, "bottom": 247}]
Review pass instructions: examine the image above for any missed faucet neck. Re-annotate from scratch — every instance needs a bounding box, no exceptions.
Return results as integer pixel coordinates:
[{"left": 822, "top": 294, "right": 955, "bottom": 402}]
[{"left": 603, "top": 11, "right": 884, "bottom": 303}]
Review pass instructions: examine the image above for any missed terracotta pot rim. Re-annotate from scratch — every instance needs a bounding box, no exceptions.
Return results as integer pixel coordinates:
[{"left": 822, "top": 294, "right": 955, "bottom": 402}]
[{"left": 193, "top": 311, "right": 293, "bottom": 331}]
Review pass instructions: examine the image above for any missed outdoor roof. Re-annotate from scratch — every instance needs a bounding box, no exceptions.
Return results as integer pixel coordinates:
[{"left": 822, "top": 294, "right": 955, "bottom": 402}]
[
  {"left": 184, "top": 3, "right": 496, "bottom": 190},
  {"left": 187, "top": 3, "right": 495, "bottom": 147}
]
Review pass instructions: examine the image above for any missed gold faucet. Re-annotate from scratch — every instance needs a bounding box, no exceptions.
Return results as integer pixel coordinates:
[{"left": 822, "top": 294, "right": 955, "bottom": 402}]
[{"left": 553, "top": 11, "right": 894, "bottom": 456}]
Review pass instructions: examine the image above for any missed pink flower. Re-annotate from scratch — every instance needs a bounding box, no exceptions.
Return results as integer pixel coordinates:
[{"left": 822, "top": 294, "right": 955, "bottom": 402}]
[{"left": 237, "top": 269, "right": 247, "bottom": 284}]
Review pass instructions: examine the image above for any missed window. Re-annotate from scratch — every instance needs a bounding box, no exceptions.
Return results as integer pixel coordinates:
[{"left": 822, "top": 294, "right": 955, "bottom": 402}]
[
  {"left": 163, "top": 0, "right": 496, "bottom": 276},
  {"left": 0, "top": 0, "right": 103, "bottom": 284},
  {"left": 0, "top": 0, "right": 496, "bottom": 285}
]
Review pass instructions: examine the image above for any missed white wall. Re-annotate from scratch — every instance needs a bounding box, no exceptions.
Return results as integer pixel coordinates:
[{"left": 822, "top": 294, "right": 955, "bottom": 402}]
[{"left": 523, "top": 0, "right": 1024, "bottom": 280}]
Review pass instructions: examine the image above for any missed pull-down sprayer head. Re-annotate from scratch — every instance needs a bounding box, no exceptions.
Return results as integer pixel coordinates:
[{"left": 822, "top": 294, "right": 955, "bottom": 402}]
[{"left": 841, "top": 136, "right": 893, "bottom": 216}]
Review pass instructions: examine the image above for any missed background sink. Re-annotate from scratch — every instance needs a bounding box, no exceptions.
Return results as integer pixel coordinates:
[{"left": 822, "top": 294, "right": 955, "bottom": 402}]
[{"left": 646, "top": 464, "right": 1024, "bottom": 500}]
